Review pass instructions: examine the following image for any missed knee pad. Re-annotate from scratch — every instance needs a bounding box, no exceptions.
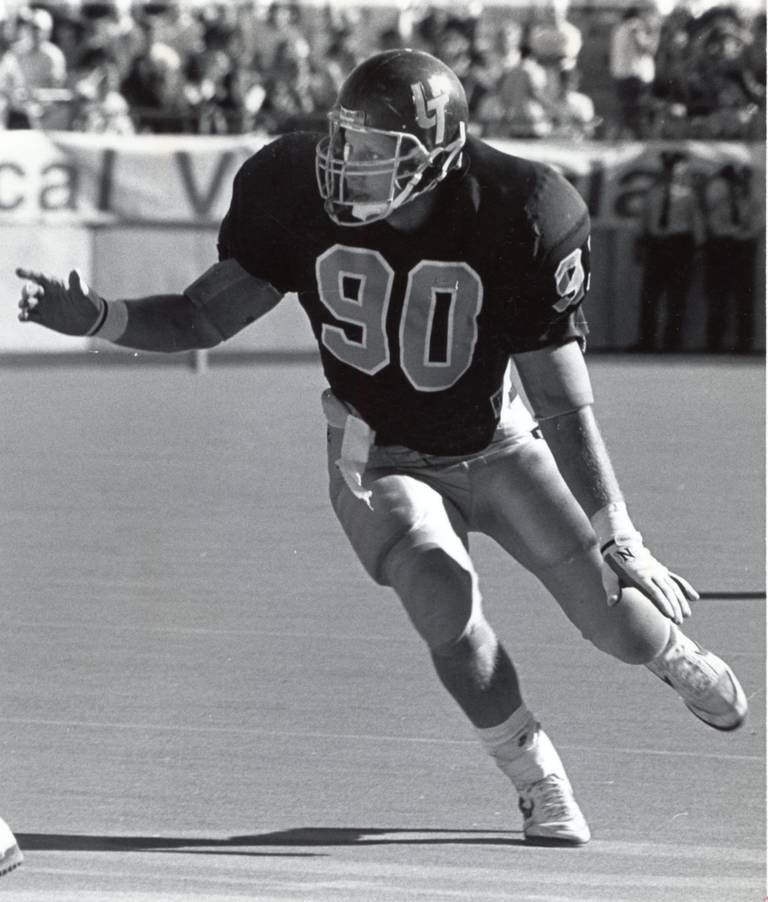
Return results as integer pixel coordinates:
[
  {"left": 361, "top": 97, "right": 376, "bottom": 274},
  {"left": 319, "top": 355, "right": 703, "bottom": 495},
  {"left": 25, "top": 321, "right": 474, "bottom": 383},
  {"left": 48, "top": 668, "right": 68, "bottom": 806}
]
[{"left": 383, "top": 538, "right": 483, "bottom": 652}]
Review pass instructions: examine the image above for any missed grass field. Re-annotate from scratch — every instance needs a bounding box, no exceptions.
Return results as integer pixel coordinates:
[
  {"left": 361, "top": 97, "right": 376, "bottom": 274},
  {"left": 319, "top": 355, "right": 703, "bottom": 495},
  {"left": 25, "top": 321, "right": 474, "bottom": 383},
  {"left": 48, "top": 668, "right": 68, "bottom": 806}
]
[{"left": 0, "top": 354, "right": 764, "bottom": 902}]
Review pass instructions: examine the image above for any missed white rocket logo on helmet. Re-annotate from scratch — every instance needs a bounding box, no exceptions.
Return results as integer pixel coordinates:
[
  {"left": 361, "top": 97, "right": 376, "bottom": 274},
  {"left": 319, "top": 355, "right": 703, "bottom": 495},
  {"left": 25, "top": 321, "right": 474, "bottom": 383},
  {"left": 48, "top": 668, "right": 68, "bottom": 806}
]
[{"left": 411, "top": 76, "right": 450, "bottom": 144}]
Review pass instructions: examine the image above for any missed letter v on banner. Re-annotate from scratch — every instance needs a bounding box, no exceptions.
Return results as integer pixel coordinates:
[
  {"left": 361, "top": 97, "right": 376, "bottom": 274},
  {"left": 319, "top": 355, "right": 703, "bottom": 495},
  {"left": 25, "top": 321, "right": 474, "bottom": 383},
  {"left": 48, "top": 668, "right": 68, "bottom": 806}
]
[{"left": 174, "top": 150, "right": 236, "bottom": 219}]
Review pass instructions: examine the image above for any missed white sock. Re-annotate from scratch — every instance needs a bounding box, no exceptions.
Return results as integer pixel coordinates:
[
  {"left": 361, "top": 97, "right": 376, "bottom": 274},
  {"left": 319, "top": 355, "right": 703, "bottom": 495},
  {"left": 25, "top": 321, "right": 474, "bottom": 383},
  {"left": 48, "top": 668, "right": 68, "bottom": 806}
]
[
  {"left": 647, "top": 623, "right": 689, "bottom": 675},
  {"left": 475, "top": 705, "right": 567, "bottom": 789}
]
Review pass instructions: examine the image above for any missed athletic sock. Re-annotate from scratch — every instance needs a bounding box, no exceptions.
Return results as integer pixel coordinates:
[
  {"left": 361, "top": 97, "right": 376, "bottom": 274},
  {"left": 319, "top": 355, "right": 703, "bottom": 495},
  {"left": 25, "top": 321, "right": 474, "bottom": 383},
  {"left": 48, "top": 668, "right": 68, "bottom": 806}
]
[
  {"left": 646, "top": 623, "right": 688, "bottom": 675},
  {"left": 475, "top": 704, "right": 567, "bottom": 789}
]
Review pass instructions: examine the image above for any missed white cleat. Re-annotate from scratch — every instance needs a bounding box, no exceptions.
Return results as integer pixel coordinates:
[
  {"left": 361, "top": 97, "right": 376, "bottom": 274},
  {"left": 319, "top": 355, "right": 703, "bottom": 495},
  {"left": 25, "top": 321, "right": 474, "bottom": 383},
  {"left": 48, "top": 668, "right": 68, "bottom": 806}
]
[
  {"left": 647, "top": 626, "right": 748, "bottom": 731},
  {"left": 518, "top": 774, "right": 591, "bottom": 846},
  {"left": 0, "top": 818, "right": 22, "bottom": 876}
]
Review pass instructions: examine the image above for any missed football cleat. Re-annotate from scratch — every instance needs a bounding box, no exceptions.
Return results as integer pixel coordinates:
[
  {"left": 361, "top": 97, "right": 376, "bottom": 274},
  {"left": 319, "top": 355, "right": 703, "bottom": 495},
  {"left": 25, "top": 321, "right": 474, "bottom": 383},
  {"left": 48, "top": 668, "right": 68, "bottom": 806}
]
[
  {"left": 518, "top": 774, "right": 591, "bottom": 845},
  {"left": 646, "top": 626, "right": 748, "bottom": 731},
  {"left": 0, "top": 818, "right": 22, "bottom": 876}
]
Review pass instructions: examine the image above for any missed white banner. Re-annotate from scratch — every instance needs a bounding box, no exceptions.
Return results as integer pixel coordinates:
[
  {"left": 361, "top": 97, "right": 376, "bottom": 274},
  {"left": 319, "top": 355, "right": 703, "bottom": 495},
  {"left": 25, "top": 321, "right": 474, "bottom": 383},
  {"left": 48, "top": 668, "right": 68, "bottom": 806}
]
[
  {"left": 1, "top": 131, "right": 764, "bottom": 227},
  {"left": 0, "top": 131, "right": 266, "bottom": 224}
]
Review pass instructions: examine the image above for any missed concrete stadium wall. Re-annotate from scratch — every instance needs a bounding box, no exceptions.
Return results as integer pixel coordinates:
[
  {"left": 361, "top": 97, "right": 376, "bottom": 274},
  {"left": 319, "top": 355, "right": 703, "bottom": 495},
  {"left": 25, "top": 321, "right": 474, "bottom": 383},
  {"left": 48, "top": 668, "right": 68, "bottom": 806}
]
[
  {"left": 91, "top": 225, "right": 317, "bottom": 355},
  {"left": 1, "top": 223, "right": 93, "bottom": 352},
  {"left": 3, "top": 220, "right": 762, "bottom": 356}
]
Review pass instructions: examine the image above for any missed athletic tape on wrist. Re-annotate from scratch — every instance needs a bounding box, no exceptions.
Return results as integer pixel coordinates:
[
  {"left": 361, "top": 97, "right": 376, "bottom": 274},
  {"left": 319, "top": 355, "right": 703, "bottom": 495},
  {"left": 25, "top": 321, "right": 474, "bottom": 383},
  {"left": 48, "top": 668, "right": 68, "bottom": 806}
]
[
  {"left": 84, "top": 298, "right": 108, "bottom": 336},
  {"left": 92, "top": 300, "right": 129, "bottom": 342},
  {"left": 590, "top": 501, "right": 641, "bottom": 551}
]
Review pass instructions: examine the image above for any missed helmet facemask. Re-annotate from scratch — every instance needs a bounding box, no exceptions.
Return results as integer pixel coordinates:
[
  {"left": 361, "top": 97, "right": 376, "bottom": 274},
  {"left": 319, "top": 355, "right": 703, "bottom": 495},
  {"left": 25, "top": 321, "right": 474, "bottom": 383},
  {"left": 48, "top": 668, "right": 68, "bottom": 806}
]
[{"left": 315, "top": 113, "right": 466, "bottom": 226}]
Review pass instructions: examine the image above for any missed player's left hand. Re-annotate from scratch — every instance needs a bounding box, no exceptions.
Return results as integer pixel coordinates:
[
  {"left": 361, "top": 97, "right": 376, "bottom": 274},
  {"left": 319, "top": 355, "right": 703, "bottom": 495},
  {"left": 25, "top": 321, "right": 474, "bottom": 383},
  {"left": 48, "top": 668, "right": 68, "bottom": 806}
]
[
  {"left": 600, "top": 538, "right": 698, "bottom": 624},
  {"left": 16, "top": 267, "right": 103, "bottom": 336}
]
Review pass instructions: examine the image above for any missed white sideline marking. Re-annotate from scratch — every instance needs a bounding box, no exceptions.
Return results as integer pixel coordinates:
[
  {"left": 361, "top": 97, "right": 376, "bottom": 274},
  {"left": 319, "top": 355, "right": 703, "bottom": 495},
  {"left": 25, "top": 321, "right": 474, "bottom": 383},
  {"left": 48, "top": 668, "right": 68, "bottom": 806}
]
[
  {"left": 14, "top": 860, "right": 763, "bottom": 890},
  {"left": 0, "top": 715, "right": 761, "bottom": 763}
]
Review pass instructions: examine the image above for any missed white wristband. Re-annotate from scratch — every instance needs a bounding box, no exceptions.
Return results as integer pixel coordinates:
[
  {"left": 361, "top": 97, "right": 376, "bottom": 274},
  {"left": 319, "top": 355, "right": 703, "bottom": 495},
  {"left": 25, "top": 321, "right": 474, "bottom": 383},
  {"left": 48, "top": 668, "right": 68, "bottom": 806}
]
[
  {"left": 590, "top": 502, "right": 641, "bottom": 550},
  {"left": 91, "top": 300, "right": 129, "bottom": 342}
]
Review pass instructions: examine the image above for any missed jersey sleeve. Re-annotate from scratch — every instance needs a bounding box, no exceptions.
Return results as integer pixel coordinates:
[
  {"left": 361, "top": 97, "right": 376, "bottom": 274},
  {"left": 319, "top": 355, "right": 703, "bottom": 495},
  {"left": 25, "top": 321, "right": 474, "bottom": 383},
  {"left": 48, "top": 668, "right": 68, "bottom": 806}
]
[
  {"left": 505, "top": 167, "right": 591, "bottom": 353},
  {"left": 217, "top": 138, "right": 303, "bottom": 294}
]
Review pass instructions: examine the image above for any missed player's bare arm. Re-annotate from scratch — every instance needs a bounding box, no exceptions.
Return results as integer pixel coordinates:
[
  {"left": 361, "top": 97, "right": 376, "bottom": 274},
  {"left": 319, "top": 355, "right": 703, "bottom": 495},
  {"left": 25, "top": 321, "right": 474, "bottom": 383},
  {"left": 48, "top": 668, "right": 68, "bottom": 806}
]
[
  {"left": 514, "top": 340, "right": 697, "bottom": 624},
  {"left": 16, "top": 259, "right": 282, "bottom": 352}
]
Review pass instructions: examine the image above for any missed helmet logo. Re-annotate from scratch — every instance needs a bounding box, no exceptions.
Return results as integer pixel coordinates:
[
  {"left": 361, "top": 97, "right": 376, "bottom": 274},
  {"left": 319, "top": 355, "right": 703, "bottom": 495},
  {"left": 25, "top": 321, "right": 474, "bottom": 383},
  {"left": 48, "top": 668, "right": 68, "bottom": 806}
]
[
  {"left": 411, "top": 76, "right": 450, "bottom": 144},
  {"left": 553, "top": 247, "right": 587, "bottom": 311}
]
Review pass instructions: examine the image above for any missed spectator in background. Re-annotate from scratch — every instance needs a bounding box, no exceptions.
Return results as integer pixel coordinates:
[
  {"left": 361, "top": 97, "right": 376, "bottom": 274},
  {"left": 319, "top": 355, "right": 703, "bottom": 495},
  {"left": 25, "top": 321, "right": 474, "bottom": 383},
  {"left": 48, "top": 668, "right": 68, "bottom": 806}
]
[
  {"left": 702, "top": 163, "right": 762, "bottom": 353},
  {"left": 474, "top": 17, "right": 525, "bottom": 132},
  {"left": 318, "top": 3, "right": 369, "bottom": 60},
  {"left": 312, "top": 30, "right": 360, "bottom": 112},
  {"left": 250, "top": 1, "right": 304, "bottom": 74},
  {"left": 180, "top": 47, "right": 229, "bottom": 133},
  {"left": 221, "top": 57, "right": 273, "bottom": 136},
  {"left": 410, "top": 6, "right": 452, "bottom": 56},
  {"left": 259, "top": 37, "right": 322, "bottom": 133},
  {"left": 143, "top": 0, "right": 205, "bottom": 61},
  {"left": 634, "top": 151, "right": 704, "bottom": 352},
  {"left": 485, "top": 43, "right": 556, "bottom": 137},
  {"left": 696, "top": 15, "right": 761, "bottom": 139},
  {"left": 12, "top": 7, "right": 67, "bottom": 90},
  {"left": 528, "top": 0, "right": 582, "bottom": 94},
  {"left": 71, "top": 2, "right": 140, "bottom": 81},
  {"left": 549, "top": 66, "right": 598, "bottom": 140},
  {"left": 0, "top": 13, "right": 25, "bottom": 128},
  {"left": 434, "top": 16, "right": 494, "bottom": 119},
  {"left": 50, "top": 7, "right": 88, "bottom": 75},
  {"left": 743, "top": 11, "right": 765, "bottom": 98},
  {"left": 10, "top": 0, "right": 764, "bottom": 143},
  {"left": 651, "top": 6, "right": 693, "bottom": 126},
  {"left": 72, "top": 45, "right": 134, "bottom": 133},
  {"left": 9, "top": 6, "right": 68, "bottom": 127},
  {"left": 609, "top": 5, "right": 657, "bottom": 139},
  {"left": 120, "top": 18, "right": 184, "bottom": 132},
  {"left": 186, "top": 19, "right": 241, "bottom": 133},
  {"left": 488, "top": 19, "right": 525, "bottom": 78}
]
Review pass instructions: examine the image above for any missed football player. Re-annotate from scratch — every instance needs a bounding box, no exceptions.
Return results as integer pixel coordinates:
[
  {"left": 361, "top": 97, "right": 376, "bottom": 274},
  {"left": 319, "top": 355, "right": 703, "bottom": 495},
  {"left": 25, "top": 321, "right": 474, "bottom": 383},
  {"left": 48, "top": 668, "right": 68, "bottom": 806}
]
[{"left": 16, "top": 49, "right": 747, "bottom": 845}]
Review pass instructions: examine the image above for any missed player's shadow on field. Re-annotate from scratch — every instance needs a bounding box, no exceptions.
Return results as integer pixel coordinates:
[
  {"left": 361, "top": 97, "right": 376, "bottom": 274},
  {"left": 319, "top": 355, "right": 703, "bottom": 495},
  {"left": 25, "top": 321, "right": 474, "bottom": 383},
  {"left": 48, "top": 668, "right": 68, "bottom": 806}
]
[{"left": 16, "top": 826, "right": 529, "bottom": 856}]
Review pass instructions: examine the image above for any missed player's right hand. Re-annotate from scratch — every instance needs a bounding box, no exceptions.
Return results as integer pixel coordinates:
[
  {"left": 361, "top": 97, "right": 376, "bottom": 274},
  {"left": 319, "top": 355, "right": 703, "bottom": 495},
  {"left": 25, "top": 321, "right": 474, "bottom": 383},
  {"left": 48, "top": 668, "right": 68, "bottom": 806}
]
[
  {"left": 16, "top": 268, "right": 103, "bottom": 336},
  {"left": 600, "top": 537, "right": 696, "bottom": 625}
]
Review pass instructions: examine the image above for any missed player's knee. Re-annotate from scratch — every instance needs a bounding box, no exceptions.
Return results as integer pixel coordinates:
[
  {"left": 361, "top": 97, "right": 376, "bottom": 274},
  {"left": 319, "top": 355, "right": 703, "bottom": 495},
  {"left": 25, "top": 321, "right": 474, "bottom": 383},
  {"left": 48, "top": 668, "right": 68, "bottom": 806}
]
[
  {"left": 584, "top": 588, "right": 670, "bottom": 664},
  {"left": 530, "top": 530, "right": 598, "bottom": 575},
  {"left": 383, "top": 541, "right": 481, "bottom": 651}
]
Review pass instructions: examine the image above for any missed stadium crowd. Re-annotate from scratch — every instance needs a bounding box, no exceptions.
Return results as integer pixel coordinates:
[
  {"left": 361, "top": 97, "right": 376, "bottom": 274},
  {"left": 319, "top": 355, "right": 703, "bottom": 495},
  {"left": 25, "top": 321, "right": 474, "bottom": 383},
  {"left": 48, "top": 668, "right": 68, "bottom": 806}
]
[{"left": 0, "top": 0, "right": 764, "bottom": 140}]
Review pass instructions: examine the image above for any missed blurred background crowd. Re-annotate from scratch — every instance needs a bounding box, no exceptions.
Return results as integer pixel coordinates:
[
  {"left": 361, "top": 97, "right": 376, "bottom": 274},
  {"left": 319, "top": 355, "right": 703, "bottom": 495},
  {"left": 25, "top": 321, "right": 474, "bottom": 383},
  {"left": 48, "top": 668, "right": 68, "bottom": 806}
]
[{"left": 0, "top": 0, "right": 764, "bottom": 140}]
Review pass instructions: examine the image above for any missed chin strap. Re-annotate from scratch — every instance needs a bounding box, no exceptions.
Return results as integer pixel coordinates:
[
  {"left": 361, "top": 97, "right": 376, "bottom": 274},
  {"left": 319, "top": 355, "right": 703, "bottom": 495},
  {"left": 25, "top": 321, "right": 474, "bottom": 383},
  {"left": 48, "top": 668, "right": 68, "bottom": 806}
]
[{"left": 350, "top": 201, "right": 390, "bottom": 222}]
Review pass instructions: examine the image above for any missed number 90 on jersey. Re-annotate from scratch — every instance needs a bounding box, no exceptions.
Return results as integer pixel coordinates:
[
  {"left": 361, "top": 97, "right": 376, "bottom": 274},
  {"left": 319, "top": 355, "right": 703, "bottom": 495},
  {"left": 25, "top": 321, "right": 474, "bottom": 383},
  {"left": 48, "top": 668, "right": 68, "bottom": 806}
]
[{"left": 316, "top": 245, "right": 483, "bottom": 393}]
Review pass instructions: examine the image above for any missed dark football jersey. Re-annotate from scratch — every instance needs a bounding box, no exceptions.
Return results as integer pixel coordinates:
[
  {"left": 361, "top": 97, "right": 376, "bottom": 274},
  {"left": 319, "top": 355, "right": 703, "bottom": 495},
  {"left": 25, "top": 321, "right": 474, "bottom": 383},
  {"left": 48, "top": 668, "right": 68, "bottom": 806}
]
[{"left": 217, "top": 132, "right": 590, "bottom": 455}]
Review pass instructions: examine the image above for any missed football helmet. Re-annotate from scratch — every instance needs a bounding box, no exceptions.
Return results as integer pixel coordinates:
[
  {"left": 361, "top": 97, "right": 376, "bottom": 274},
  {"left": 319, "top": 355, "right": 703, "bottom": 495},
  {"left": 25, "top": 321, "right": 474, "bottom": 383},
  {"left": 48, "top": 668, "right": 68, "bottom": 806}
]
[{"left": 315, "top": 49, "right": 468, "bottom": 226}]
